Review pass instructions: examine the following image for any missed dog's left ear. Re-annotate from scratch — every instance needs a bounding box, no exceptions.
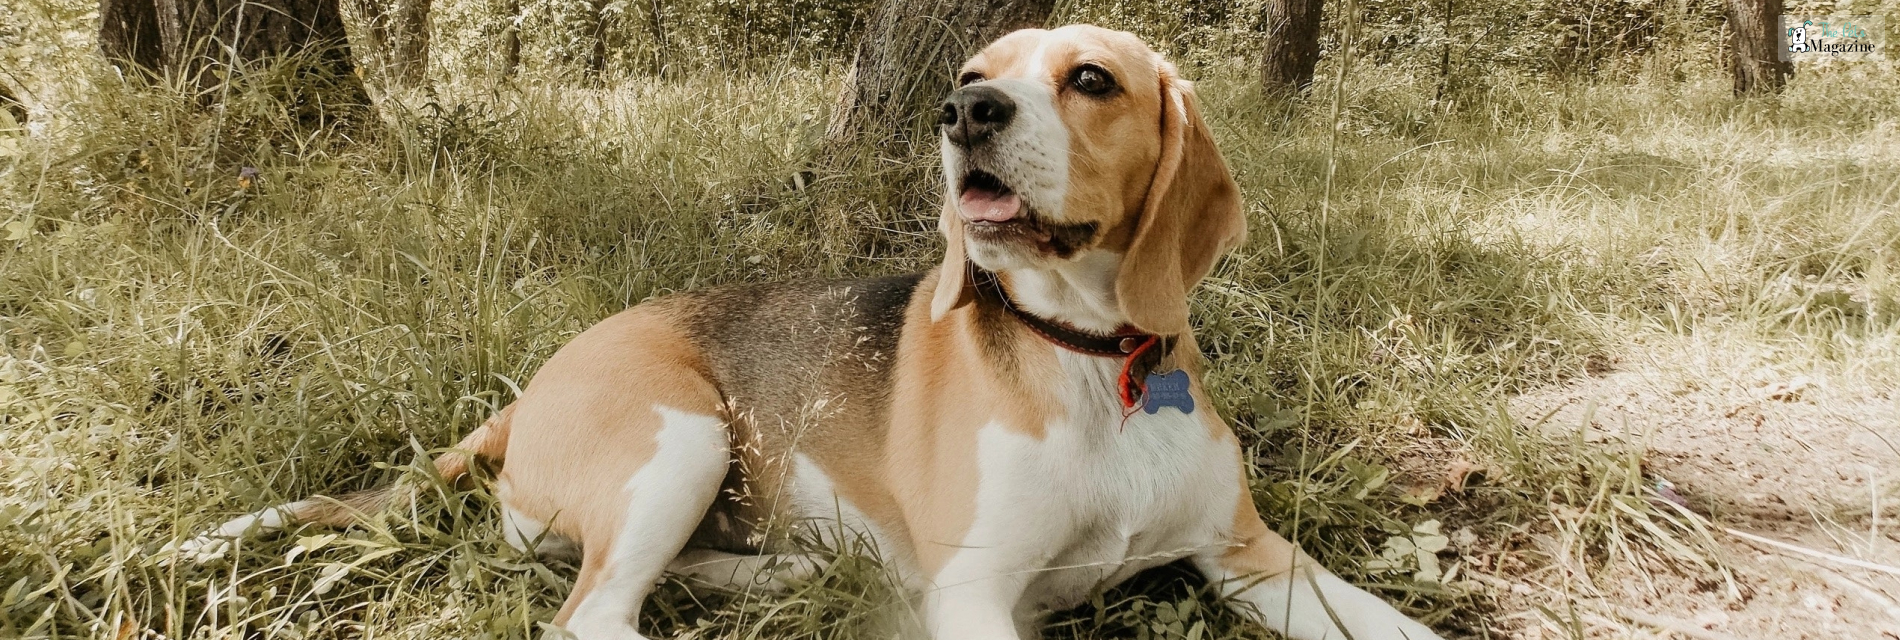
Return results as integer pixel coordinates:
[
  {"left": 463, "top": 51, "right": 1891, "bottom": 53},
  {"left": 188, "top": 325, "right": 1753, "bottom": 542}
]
[
  {"left": 1116, "top": 60, "right": 1246, "bottom": 336},
  {"left": 931, "top": 198, "right": 974, "bottom": 320}
]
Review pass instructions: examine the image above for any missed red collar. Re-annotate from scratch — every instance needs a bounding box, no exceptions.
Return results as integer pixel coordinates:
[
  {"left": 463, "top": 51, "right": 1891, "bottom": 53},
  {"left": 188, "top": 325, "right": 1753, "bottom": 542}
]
[{"left": 971, "top": 270, "right": 1176, "bottom": 408}]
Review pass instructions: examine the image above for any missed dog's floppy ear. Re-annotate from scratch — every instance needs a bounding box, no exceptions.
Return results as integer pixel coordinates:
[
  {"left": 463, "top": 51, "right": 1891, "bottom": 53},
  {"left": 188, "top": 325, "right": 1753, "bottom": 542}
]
[
  {"left": 931, "top": 198, "right": 974, "bottom": 320},
  {"left": 1115, "top": 60, "right": 1246, "bottom": 336}
]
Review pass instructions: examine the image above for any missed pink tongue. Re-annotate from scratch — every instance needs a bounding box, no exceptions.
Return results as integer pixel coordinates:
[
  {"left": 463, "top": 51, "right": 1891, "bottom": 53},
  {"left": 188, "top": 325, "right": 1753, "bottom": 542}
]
[{"left": 958, "top": 189, "right": 1020, "bottom": 222}]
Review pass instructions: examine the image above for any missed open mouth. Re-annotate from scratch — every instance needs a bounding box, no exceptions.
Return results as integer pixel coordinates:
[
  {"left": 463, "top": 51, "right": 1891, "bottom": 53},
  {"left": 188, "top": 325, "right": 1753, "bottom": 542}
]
[
  {"left": 957, "top": 169, "right": 1023, "bottom": 224},
  {"left": 956, "top": 167, "right": 1098, "bottom": 256}
]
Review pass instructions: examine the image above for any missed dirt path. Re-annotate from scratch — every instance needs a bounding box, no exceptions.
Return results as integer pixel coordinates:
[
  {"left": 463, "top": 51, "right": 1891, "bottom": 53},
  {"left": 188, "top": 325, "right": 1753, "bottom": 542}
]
[{"left": 1482, "top": 355, "right": 1900, "bottom": 639}]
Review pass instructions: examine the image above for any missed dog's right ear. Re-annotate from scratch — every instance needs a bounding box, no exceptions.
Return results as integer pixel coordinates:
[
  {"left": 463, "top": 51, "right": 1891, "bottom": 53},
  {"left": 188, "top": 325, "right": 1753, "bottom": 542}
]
[{"left": 930, "top": 198, "right": 973, "bottom": 320}]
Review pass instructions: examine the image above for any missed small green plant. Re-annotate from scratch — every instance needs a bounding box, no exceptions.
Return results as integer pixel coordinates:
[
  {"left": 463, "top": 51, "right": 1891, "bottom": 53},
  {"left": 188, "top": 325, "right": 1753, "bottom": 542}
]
[{"left": 1367, "top": 520, "right": 1452, "bottom": 584}]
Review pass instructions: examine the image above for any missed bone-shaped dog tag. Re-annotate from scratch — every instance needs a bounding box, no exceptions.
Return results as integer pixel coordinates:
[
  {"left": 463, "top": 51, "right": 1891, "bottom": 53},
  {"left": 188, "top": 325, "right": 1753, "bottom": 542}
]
[{"left": 1141, "top": 370, "right": 1194, "bottom": 415}]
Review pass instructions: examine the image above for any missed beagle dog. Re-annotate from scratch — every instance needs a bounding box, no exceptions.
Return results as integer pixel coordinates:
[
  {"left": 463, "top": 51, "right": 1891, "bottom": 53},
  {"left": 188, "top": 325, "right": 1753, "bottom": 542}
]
[{"left": 181, "top": 25, "right": 1444, "bottom": 640}]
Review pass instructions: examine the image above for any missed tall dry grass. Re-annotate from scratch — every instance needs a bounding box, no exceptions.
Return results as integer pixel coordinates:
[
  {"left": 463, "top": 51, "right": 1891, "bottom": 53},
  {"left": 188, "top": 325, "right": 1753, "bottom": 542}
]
[{"left": 2, "top": 28, "right": 1898, "bottom": 640}]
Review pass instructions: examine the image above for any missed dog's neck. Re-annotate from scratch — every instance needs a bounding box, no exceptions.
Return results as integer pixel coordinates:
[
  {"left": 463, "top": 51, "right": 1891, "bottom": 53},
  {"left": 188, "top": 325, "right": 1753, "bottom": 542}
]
[{"left": 994, "top": 249, "right": 1129, "bottom": 335}]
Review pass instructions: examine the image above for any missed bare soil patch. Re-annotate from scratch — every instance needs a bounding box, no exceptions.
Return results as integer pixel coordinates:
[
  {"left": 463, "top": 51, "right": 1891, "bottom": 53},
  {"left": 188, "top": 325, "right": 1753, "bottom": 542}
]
[{"left": 1481, "top": 356, "right": 1900, "bottom": 639}]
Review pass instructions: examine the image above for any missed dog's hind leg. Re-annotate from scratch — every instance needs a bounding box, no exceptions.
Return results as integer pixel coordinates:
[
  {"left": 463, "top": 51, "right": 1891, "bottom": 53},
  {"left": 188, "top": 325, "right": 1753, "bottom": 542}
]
[
  {"left": 484, "top": 303, "right": 746, "bottom": 638},
  {"left": 535, "top": 406, "right": 731, "bottom": 640}
]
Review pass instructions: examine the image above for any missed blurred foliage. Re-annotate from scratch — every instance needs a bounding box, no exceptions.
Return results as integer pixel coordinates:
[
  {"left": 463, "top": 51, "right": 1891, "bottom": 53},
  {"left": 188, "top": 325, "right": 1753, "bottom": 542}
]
[
  {"left": 421, "top": 0, "right": 1873, "bottom": 83},
  {"left": 432, "top": 0, "right": 873, "bottom": 79},
  {"left": 11, "top": 0, "right": 1898, "bottom": 110}
]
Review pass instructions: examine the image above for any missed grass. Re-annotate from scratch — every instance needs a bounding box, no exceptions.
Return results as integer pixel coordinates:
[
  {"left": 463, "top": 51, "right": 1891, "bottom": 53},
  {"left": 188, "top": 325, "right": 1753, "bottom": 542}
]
[{"left": 3, "top": 34, "right": 1899, "bottom": 640}]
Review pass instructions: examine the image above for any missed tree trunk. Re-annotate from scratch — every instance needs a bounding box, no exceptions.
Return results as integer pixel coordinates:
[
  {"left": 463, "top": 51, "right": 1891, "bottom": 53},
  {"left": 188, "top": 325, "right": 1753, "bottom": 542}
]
[
  {"left": 99, "top": 0, "right": 363, "bottom": 95},
  {"left": 1725, "top": 0, "right": 1790, "bottom": 95},
  {"left": 388, "top": 0, "right": 430, "bottom": 84},
  {"left": 642, "top": 0, "right": 669, "bottom": 75},
  {"left": 498, "top": 0, "right": 521, "bottom": 77},
  {"left": 346, "top": 0, "right": 431, "bottom": 86},
  {"left": 100, "top": 0, "right": 164, "bottom": 75},
  {"left": 826, "top": 0, "right": 1054, "bottom": 157},
  {"left": 1260, "top": 0, "right": 1324, "bottom": 95},
  {"left": 584, "top": 0, "right": 613, "bottom": 81},
  {"left": 1435, "top": 0, "right": 1452, "bottom": 101}
]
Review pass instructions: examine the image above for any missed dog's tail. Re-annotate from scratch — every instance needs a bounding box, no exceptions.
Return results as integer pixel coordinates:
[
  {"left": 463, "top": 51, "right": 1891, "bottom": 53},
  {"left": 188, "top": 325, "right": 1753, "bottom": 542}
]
[{"left": 170, "top": 405, "right": 515, "bottom": 563}]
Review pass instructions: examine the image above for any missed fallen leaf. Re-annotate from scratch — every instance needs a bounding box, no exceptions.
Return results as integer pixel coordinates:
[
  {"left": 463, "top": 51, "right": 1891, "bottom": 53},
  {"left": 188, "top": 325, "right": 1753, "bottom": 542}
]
[
  {"left": 286, "top": 533, "right": 339, "bottom": 564},
  {"left": 1400, "top": 455, "right": 1487, "bottom": 505}
]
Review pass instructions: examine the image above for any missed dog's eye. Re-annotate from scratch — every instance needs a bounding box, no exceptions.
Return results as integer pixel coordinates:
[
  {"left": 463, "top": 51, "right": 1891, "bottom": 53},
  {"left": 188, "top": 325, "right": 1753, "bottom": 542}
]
[
  {"left": 1071, "top": 65, "right": 1116, "bottom": 96},
  {"left": 957, "top": 72, "right": 985, "bottom": 87}
]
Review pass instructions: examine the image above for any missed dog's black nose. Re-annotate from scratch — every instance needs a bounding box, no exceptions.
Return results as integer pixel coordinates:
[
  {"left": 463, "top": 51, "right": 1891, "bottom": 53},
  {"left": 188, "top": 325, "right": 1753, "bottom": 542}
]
[{"left": 941, "top": 85, "right": 1015, "bottom": 147}]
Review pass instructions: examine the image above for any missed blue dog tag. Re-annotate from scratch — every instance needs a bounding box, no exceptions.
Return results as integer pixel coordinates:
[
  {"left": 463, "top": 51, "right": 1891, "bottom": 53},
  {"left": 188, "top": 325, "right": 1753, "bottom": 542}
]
[{"left": 1141, "top": 370, "right": 1194, "bottom": 415}]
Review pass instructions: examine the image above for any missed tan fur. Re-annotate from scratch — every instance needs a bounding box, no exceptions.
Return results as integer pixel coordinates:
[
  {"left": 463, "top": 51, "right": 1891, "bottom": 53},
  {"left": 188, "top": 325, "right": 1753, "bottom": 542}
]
[
  {"left": 704, "top": 268, "right": 1069, "bottom": 577},
  {"left": 1218, "top": 454, "right": 1301, "bottom": 579}
]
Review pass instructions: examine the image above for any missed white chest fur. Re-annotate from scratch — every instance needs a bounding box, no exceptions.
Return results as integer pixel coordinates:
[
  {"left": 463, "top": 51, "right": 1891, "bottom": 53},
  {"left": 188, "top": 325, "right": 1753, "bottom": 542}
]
[{"left": 935, "top": 351, "right": 1243, "bottom": 625}]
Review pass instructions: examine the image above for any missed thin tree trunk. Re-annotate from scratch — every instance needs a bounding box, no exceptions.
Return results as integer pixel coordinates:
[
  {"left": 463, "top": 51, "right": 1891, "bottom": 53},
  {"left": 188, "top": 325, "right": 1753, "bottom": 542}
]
[
  {"left": 580, "top": 0, "right": 618, "bottom": 81},
  {"left": 387, "top": 0, "right": 430, "bottom": 85},
  {"left": 100, "top": 0, "right": 363, "bottom": 94},
  {"left": 100, "top": 0, "right": 165, "bottom": 74},
  {"left": 1260, "top": 0, "right": 1323, "bottom": 96},
  {"left": 643, "top": 0, "right": 669, "bottom": 75},
  {"left": 344, "top": 0, "right": 430, "bottom": 87},
  {"left": 1435, "top": 0, "right": 1452, "bottom": 101},
  {"left": 498, "top": 0, "right": 521, "bottom": 77},
  {"left": 825, "top": 0, "right": 1054, "bottom": 158},
  {"left": 1725, "top": 0, "right": 1790, "bottom": 95}
]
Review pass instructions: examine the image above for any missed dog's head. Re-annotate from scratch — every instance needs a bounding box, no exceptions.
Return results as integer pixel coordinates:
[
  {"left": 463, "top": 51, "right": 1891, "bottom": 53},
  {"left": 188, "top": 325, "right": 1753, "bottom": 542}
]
[{"left": 930, "top": 24, "right": 1245, "bottom": 336}]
